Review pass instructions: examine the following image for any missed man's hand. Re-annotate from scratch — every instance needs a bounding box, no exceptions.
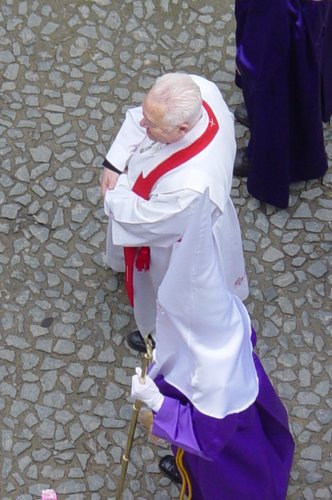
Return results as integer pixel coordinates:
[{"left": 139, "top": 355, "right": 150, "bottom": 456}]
[{"left": 100, "top": 168, "right": 120, "bottom": 197}]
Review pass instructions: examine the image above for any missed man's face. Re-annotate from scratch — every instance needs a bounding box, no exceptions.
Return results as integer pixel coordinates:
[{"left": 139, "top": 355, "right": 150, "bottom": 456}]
[{"left": 140, "top": 93, "right": 188, "bottom": 144}]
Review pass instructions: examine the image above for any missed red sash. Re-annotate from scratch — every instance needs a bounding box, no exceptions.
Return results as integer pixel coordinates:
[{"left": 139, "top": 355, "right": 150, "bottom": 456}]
[{"left": 124, "top": 100, "right": 219, "bottom": 306}]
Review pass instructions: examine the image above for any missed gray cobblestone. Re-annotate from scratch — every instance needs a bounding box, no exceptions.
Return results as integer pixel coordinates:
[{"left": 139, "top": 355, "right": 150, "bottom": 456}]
[{"left": 0, "top": 1, "right": 331, "bottom": 498}]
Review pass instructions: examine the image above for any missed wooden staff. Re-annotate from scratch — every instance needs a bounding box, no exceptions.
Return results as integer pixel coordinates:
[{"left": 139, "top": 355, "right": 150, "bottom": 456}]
[{"left": 116, "top": 336, "right": 154, "bottom": 499}]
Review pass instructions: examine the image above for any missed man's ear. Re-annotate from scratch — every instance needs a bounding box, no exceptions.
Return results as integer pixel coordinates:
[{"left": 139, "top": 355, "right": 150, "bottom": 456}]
[{"left": 179, "top": 123, "right": 189, "bottom": 134}]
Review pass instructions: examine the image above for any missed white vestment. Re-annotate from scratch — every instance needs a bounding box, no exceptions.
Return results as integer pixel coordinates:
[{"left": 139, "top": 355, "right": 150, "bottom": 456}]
[
  {"left": 149, "top": 191, "right": 258, "bottom": 418},
  {"left": 104, "top": 75, "right": 249, "bottom": 335}
]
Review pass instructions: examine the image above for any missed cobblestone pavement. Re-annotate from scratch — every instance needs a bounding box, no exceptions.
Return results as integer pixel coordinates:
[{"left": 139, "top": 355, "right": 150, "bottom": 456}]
[{"left": 0, "top": 1, "right": 331, "bottom": 499}]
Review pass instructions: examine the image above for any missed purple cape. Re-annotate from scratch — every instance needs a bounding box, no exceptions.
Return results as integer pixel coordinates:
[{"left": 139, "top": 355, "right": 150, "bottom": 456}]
[
  {"left": 152, "top": 331, "right": 295, "bottom": 500},
  {"left": 235, "top": 0, "right": 332, "bottom": 208}
]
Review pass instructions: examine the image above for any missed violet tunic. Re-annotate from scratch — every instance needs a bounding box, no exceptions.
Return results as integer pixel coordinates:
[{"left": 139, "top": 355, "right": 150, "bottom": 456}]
[
  {"left": 235, "top": 0, "right": 332, "bottom": 208},
  {"left": 152, "top": 331, "right": 295, "bottom": 500}
]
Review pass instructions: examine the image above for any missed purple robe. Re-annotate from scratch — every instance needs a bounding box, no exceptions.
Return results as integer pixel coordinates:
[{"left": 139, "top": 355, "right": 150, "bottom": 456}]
[
  {"left": 152, "top": 331, "right": 294, "bottom": 500},
  {"left": 235, "top": 0, "right": 332, "bottom": 208}
]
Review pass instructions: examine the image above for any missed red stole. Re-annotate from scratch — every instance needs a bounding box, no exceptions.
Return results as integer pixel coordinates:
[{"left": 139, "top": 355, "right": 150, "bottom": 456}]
[{"left": 124, "top": 100, "right": 219, "bottom": 306}]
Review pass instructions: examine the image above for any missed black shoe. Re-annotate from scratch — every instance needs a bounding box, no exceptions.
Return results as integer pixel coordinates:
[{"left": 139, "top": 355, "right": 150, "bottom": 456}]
[
  {"left": 234, "top": 102, "right": 249, "bottom": 127},
  {"left": 233, "top": 148, "right": 250, "bottom": 178},
  {"left": 126, "top": 330, "right": 155, "bottom": 353},
  {"left": 159, "top": 455, "right": 182, "bottom": 485}
]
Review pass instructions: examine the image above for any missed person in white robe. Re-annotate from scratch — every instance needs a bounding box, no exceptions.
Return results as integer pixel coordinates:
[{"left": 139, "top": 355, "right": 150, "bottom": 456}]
[
  {"left": 130, "top": 191, "right": 294, "bottom": 498},
  {"left": 102, "top": 72, "right": 248, "bottom": 341}
]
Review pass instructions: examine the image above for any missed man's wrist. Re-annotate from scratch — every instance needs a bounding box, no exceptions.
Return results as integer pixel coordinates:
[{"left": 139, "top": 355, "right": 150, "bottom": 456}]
[{"left": 102, "top": 158, "right": 122, "bottom": 175}]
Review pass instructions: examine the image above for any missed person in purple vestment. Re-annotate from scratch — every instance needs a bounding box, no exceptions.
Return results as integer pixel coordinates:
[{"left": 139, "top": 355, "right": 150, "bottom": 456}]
[
  {"left": 131, "top": 192, "right": 295, "bottom": 499},
  {"left": 234, "top": 0, "right": 332, "bottom": 208}
]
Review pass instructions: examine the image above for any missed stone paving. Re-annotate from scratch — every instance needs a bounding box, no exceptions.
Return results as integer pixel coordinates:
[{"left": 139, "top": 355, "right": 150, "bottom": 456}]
[{"left": 0, "top": 1, "right": 331, "bottom": 499}]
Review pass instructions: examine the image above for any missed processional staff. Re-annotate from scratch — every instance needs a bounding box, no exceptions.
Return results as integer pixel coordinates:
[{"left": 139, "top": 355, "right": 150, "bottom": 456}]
[{"left": 116, "top": 336, "right": 154, "bottom": 499}]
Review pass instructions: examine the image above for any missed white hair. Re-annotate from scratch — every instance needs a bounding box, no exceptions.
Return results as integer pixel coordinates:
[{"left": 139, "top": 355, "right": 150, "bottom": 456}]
[{"left": 149, "top": 73, "right": 202, "bottom": 128}]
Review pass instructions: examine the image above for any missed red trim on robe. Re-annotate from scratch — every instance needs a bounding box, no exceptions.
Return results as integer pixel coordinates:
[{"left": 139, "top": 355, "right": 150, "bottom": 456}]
[{"left": 124, "top": 100, "right": 219, "bottom": 306}]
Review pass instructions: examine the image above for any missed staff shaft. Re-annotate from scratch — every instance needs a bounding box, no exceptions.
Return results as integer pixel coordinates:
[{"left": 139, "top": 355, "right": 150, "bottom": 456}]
[
  {"left": 116, "top": 338, "right": 153, "bottom": 499},
  {"left": 115, "top": 399, "right": 142, "bottom": 499}
]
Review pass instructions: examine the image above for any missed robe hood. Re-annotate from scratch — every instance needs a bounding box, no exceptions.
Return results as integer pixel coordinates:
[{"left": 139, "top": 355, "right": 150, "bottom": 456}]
[{"left": 149, "top": 190, "right": 258, "bottom": 418}]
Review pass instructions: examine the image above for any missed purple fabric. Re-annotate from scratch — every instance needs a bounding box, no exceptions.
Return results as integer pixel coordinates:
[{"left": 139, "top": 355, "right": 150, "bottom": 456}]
[
  {"left": 152, "top": 330, "right": 294, "bottom": 499},
  {"left": 235, "top": 0, "right": 332, "bottom": 208},
  {"left": 304, "top": 0, "right": 332, "bottom": 122}
]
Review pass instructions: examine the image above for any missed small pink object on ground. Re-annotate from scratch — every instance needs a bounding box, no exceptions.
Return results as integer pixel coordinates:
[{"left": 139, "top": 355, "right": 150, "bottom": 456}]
[{"left": 41, "top": 490, "right": 57, "bottom": 500}]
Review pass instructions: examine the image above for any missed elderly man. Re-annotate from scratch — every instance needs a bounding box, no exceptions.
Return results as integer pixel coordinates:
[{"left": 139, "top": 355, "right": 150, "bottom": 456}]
[{"left": 102, "top": 73, "right": 248, "bottom": 353}]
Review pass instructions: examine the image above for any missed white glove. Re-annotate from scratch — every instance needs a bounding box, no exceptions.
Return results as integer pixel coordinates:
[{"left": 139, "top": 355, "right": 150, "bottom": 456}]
[{"left": 131, "top": 367, "right": 164, "bottom": 412}]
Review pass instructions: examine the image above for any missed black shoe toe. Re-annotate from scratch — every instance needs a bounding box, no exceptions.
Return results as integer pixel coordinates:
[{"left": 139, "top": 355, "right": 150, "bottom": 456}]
[
  {"left": 234, "top": 102, "right": 249, "bottom": 127},
  {"left": 159, "top": 455, "right": 182, "bottom": 485},
  {"left": 126, "top": 331, "right": 155, "bottom": 353},
  {"left": 233, "top": 148, "right": 249, "bottom": 178}
]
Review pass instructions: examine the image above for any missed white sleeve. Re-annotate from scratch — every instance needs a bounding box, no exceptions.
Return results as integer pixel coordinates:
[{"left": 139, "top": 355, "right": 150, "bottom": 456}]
[
  {"left": 104, "top": 175, "right": 213, "bottom": 247},
  {"left": 105, "top": 107, "right": 146, "bottom": 172}
]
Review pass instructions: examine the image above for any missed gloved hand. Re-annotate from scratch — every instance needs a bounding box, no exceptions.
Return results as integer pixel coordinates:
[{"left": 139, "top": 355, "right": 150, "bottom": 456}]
[{"left": 131, "top": 367, "right": 164, "bottom": 412}]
